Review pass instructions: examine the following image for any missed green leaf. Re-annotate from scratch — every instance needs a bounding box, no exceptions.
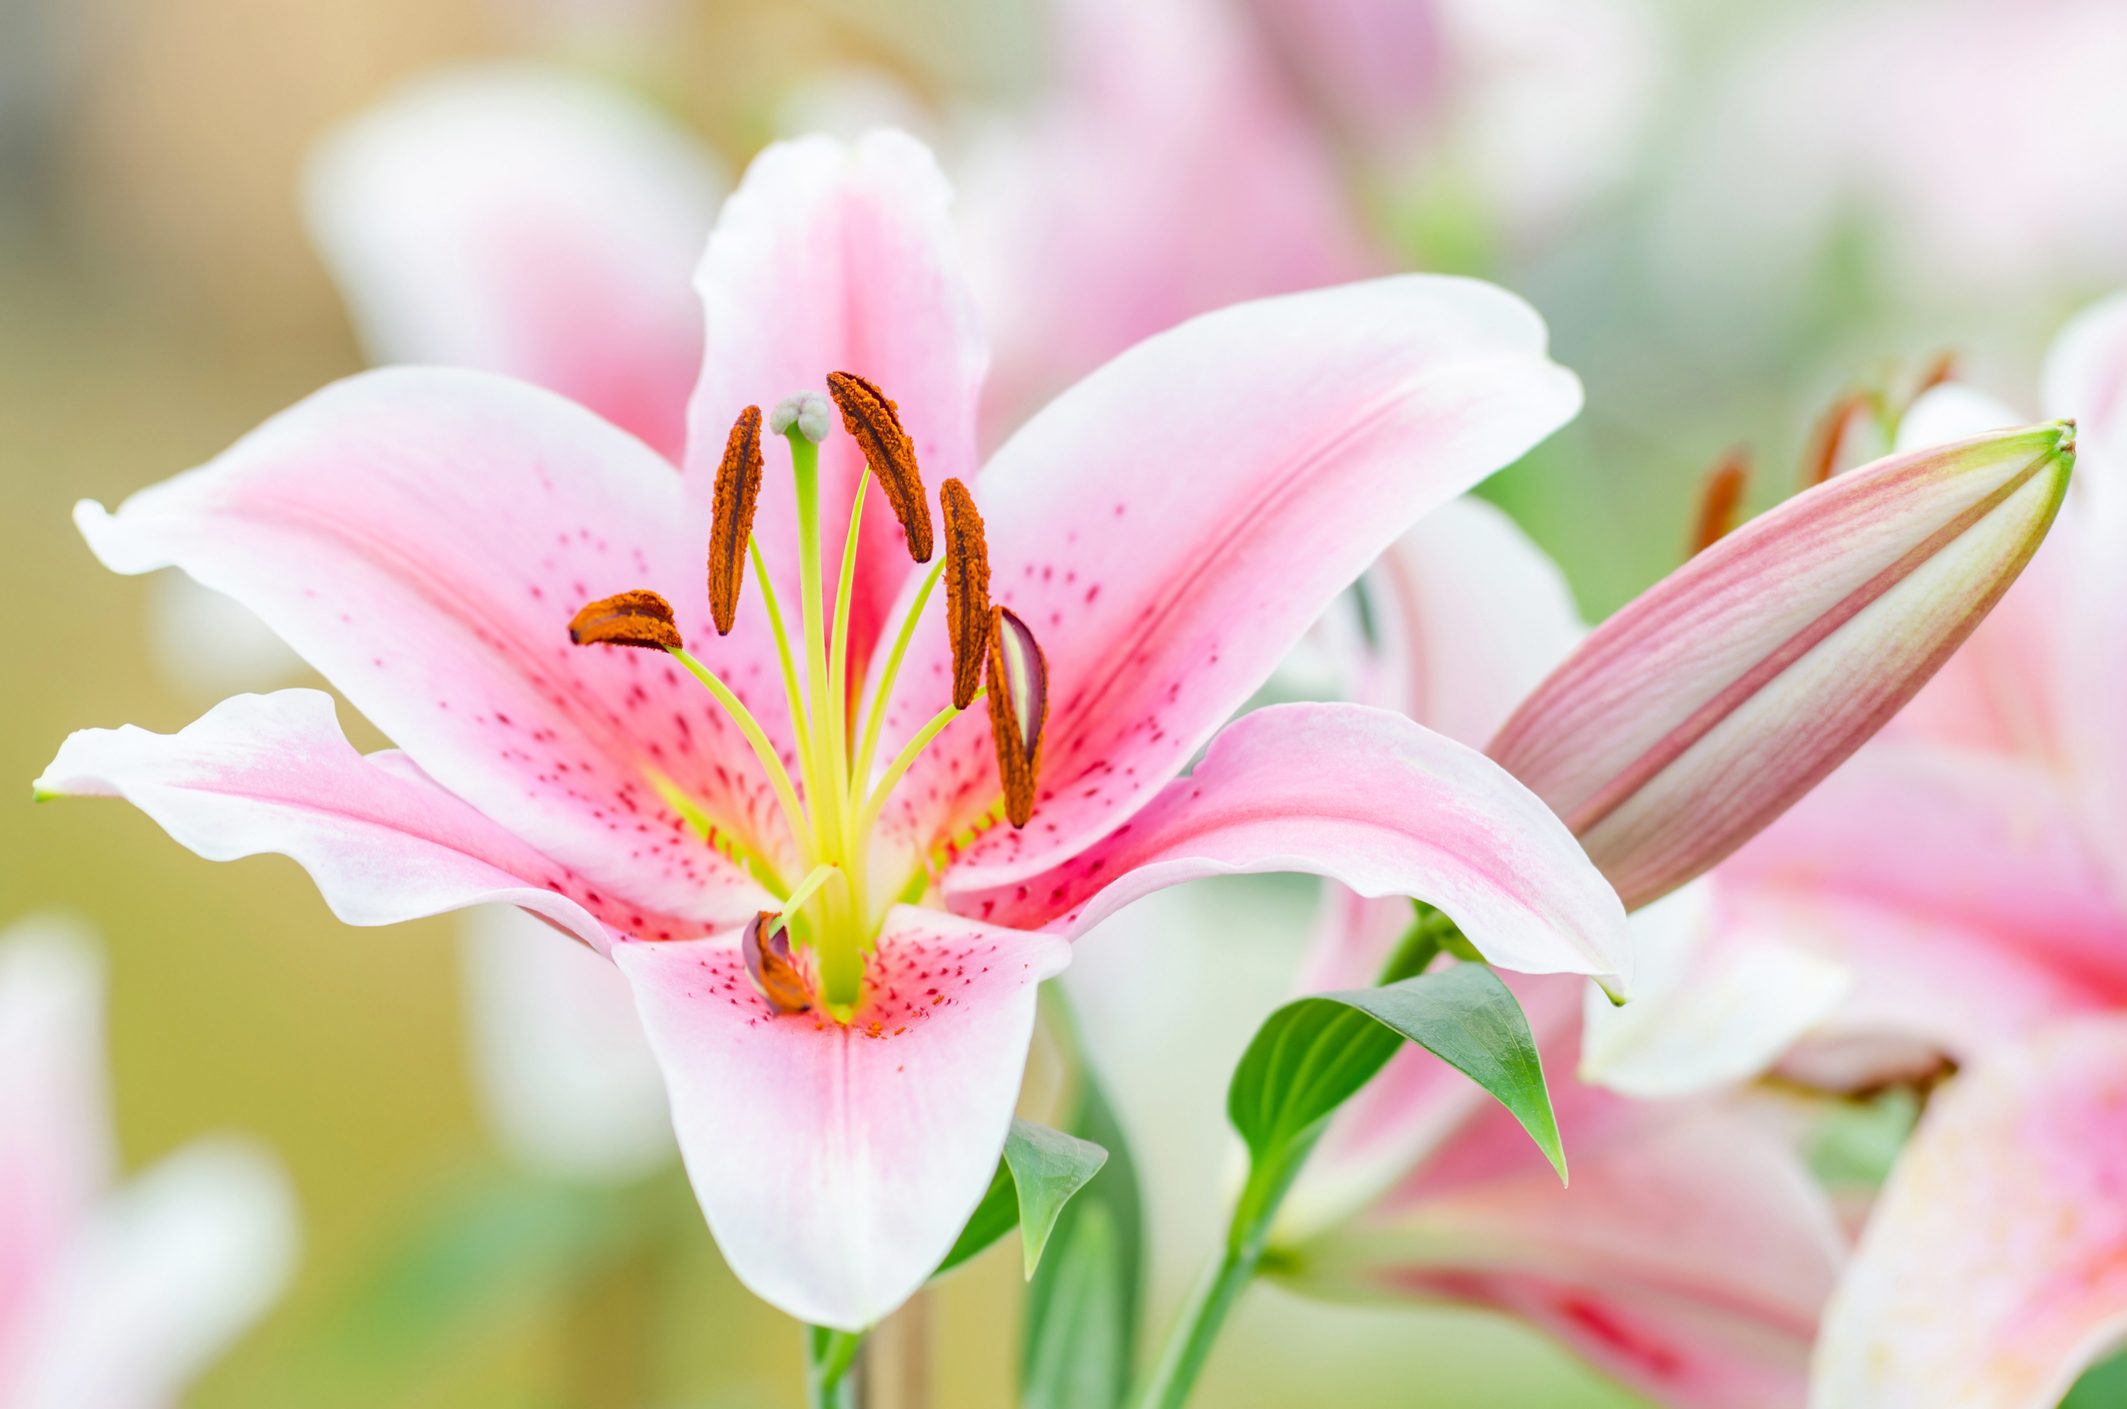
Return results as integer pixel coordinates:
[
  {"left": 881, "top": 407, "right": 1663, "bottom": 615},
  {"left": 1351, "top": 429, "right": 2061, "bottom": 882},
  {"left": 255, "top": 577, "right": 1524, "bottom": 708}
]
[
  {"left": 2063, "top": 1347, "right": 2127, "bottom": 1408},
  {"left": 935, "top": 1120, "right": 1108, "bottom": 1278},
  {"left": 1228, "top": 963, "right": 1565, "bottom": 1189},
  {"left": 1021, "top": 1065, "right": 1144, "bottom": 1409},
  {"left": 1021, "top": 1203, "right": 1125, "bottom": 1409}
]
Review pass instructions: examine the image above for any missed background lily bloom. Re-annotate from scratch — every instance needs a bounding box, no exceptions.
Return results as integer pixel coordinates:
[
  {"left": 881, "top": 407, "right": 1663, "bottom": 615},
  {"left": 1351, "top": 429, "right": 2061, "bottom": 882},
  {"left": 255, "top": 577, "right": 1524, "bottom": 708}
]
[
  {"left": 1588, "top": 296, "right": 2127, "bottom": 1408},
  {"left": 0, "top": 916, "right": 296, "bottom": 1409},
  {"left": 38, "top": 130, "right": 1633, "bottom": 1332},
  {"left": 1254, "top": 500, "right": 1844, "bottom": 1409}
]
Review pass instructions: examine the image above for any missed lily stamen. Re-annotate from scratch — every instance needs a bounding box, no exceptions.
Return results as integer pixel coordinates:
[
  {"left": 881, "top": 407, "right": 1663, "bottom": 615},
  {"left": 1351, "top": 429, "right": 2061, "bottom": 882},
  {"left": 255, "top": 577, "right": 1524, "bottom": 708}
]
[{"left": 569, "top": 377, "right": 1049, "bottom": 1020}]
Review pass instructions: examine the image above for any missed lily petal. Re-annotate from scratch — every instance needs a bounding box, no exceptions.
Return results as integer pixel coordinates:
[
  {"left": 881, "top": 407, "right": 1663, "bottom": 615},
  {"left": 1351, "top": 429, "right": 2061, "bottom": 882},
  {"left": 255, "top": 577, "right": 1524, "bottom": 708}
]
[
  {"left": 1721, "top": 744, "right": 2127, "bottom": 1085},
  {"left": 1491, "top": 422, "right": 2075, "bottom": 910},
  {"left": 1579, "top": 882, "right": 1849, "bottom": 1100},
  {"left": 958, "top": 0, "right": 1375, "bottom": 424},
  {"left": 613, "top": 909, "right": 1068, "bottom": 1330},
  {"left": 949, "top": 703, "right": 1629, "bottom": 992},
  {"left": 685, "top": 131, "right": 986, "bottom": 662},
  {"left": 304, "top": 64, "right": 721, "bottom": 462},
  {"left": 1363, "top": 494, "right": 1585, "bottom": 745},
  {"left": 884, "top": 275, "right": 1581, "bottom": 875},
  {"left": 1813, "top": 1018, "right": 2127, "bottom": 1409},
  {"left": 1290, "top": 1024, "right": 1843, "bottom": 1409},
  {"left": 0, "top": 920, "right": 113, "bottom": 1328},
  {"left": 73, "top": 368, "right": 788, "bottom": 914},
  {"left": 34, "top": 690, "right": 717, "bottom": 949},
  {"left": 2043, "top": 289, "right": 2127, "bottom": 493},
  {"left": 9, "top": 1140, "right": 297, "bottom": 1409}
]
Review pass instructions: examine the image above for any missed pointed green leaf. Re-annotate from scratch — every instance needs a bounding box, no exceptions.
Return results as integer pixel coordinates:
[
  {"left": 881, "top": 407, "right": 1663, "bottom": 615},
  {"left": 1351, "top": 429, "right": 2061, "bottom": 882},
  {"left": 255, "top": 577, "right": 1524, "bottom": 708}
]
[
  {"left": 1022, "top": 1066, "right": 1143, "bottom": 1409},
  {"left": 1003, "top": 1119, "right": 1110, "bottom": 1276},
  {"left": 1228, "top": 962, "right": 1565, "bottom": 1186},
  {"left": 935, "top": 1120, "right": 1108, "bottom": 1278}
]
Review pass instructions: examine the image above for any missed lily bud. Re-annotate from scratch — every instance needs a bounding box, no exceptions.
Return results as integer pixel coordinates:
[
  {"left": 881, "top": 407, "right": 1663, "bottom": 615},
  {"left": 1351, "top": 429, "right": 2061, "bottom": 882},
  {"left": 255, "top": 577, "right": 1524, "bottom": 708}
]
[{"left": 1490, "top": 421, "right": 2075, "bottom": 911}]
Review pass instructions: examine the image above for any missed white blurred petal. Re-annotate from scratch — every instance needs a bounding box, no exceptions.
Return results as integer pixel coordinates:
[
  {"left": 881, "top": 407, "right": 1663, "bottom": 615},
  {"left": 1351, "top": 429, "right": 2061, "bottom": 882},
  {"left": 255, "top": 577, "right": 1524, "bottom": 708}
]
[
  {"left": 459, "top": 906, "right": 673, "bottom": 1184},
  {"left": 1581, "top": 883, "right": 1850, "bottom": 1099},
  {"left": 11, "top": 1140, "right": 298, "bottom": 1409}
]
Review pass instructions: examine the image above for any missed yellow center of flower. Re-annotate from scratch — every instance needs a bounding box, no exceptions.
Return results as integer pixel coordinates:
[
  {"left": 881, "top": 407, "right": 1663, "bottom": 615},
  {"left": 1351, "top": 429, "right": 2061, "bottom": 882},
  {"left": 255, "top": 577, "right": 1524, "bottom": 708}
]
[{"left": 567, "top": 378, "right": 1048, "bottom": 1023}]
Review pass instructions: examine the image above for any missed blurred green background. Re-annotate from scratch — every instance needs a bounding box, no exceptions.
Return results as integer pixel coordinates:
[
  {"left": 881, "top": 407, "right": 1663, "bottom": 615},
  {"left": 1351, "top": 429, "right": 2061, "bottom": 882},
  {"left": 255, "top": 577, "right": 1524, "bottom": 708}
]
[{"left": 3, "top": 0, "right": 2117, "bottom": 1403}]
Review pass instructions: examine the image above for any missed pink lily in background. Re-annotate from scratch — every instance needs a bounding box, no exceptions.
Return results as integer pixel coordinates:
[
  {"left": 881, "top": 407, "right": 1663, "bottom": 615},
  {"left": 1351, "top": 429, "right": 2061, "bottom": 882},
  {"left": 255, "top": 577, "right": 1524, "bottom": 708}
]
[
  {"left": 1658, "top": 0, "right": 2127, "bottom": 318},
  {"left": 0, "top": 916, "right": 296, "bottom": 1409},
  {"left": 303, "top": 63, "right": 724, "bottom": 464},
  {"left": 960, "top": 0, "right": 1659, "bottom": 430},
  {"left": 1254, "top": 500, "right": 1841, "bottom": 1409},
  {"left": 1248, "top": 389, "right": 2076, "bottom": 1405},
  {"left": 37, "top": 130, "right": 1633, "bottom": 1331},
  {"left": 1587, "top": 296, "right": 2127, "bottom": 1408},
  {"left": 954, "top": 0, "right": 1381, "bottom": 427}
]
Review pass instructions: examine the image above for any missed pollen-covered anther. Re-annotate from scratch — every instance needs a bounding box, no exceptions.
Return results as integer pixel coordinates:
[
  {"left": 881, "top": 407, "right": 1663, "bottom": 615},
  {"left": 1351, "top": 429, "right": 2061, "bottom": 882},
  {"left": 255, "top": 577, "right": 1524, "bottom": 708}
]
[
  {"left": 1690, "top": 446, "right": 1750, "bottom": 555},
  {"left": 743, "top": 910, "right": 813, "bottom": 1014},
  {"left": 983, "top": 605, "right": 1048, "bottom": 828},
  {"left": 568, "top": 589, "right": 683, "bottom": 650},
  {"left": 826, "top": 371, "right": 933, "bottom": 563},
  {"left": 708, "top": 405, "right": 765, "bottom": 635},
  {"left": 940, "top": 479, "right": 992, "bottom": 709}
]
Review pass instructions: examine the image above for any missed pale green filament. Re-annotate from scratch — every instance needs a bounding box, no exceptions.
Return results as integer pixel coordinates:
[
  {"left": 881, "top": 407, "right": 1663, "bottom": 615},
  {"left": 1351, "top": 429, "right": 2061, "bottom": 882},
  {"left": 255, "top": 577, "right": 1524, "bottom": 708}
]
[
  {"left": 853, "top": 554, "right": 947, "bottom": 787},
  {"left": 660, "top": 406, "right": 999, "bottom": 1019},
  {"left": 856, "top": 690, "right": 981, "bottom": 846},
  {"left": 664, "top": 645, "right": 810, "bottom": 847}
]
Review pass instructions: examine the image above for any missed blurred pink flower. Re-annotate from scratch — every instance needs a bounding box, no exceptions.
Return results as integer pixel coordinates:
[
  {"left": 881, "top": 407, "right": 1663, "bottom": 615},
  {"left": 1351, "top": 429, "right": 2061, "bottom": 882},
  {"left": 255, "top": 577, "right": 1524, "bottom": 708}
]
[
  {"left": 1263, "top": 503, "right": 1843, "bottom": 1409},
  {"left": 961, "top": 0, "right": 1660, "bottom": 430},
  {"left": 1659, "top": 0, "right": 2127, "bottom": 314},
  {"left": 40, "top": 130, "right": 1630, "bottom": 1330},
  {"left": 0, "top": 917, "right": 296, "bottom": 1409},
  {"left": 1587, "top": 295, "right": 2127, "bottom": 1407}
]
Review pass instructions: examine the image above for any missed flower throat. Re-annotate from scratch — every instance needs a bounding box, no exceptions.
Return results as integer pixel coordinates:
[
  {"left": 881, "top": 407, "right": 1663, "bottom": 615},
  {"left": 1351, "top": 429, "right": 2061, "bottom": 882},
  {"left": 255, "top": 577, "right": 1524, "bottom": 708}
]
[{"left": 567, "top": 376, "right": 1048, "bottom": 1023}]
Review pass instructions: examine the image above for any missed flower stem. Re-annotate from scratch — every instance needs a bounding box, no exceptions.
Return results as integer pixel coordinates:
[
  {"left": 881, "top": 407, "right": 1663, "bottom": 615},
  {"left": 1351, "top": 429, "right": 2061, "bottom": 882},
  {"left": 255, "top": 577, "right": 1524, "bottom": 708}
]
[
  {"left": 1133, "top": 905, "right": 1458, "bottom": 1408},
  {"left": 806, "top": 1325, "right": 863, "bottom": 1409},
  {"left": 1130, "top": 1226, "right": 1262, "bottom": 1409}
]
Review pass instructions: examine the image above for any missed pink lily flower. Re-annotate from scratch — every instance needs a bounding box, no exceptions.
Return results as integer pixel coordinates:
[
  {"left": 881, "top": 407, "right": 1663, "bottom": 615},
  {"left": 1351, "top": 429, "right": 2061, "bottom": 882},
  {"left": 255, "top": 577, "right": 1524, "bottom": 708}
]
[
  {"left": 1601, "top": 296, "right": 2127, "bottom": 1408},
  {"left": 1254, "top": 500, "right": 1845, "bottom": 1409},
  {"left": 0, "top": 917, "right": 297, "bottom": 1409},
  {"left": 37, "top": 131, "right": 1630, "bottom": 1330},
  {"left": 303, "top": 63, "right": 725, "bottom": 464}
]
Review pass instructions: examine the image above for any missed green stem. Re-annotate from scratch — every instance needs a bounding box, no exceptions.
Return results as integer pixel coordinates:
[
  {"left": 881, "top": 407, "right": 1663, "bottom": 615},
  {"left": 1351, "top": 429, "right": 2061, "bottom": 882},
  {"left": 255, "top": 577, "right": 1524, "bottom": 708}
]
[
  {"left": 1133, "top": 904, "right": 1469, "bottom": 1408},
  {"left": 807, "top": 1325, "right": 864, "bottom": 1409},
  {"left": 1130, "top": 1223, "right": 1263, "bottom": 1409}
]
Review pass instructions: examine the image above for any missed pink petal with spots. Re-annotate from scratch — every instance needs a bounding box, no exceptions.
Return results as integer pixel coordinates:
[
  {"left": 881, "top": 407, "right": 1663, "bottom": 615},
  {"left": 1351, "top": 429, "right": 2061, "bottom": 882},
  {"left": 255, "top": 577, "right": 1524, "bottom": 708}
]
[
  {"left": 1491, "top": 421, "right": 2075, "bottom": 910},
  {"left": 879, "top": 275, "right": 1580, "bottom": 876},
  {"left": 1362, "top": 495, "right": 1585, "bottom": 745},
  {"left": 684, "top": 131, "right": 986, "bottom": 667},
  {"left": 304, "top": 64, "right": 722, "bottom": 462},
  {"left": 34, "top": 690, "right": 719, "bottom": 949},
  {"left": 613, "top": 908, "right": 1068, "bottom": 1330},
  {"left": 949, "top": 703, "right": 1628, "bottom": 992},
  {"left": 1813, "top": 1018, "right": 2127, "bottom": 1409},
  {"left": 1289, "top": 979, "right": 1843, "bottom": 1409},
  {"left": 74, "top": 368, "right": 792, "bottom": 917}
]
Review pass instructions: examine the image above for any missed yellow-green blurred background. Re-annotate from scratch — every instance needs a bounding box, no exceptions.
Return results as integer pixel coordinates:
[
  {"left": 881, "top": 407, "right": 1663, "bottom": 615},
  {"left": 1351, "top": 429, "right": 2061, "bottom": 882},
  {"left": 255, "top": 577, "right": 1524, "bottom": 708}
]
[{"left": 4, "top": 0, "right": 2120, "bottom": 1404}]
